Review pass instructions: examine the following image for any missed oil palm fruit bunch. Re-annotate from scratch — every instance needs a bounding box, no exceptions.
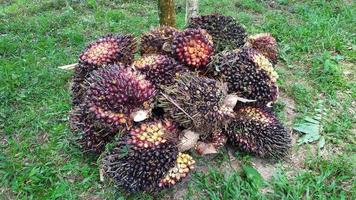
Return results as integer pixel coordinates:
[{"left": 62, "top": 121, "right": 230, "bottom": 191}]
[
  {"left": 241, "top": 47, "right": 275, "bottom": 71},
  {"left": 102, "top": 120, "right": 179, "bottom": 193},
  {"left": 83, "top": 64, "right": 156, "bottom": 130},
  {"left": 225, "top": 106, "right": 291, "bottom": 159},
  {"left": 72, "top": 34, "right": 136, "bottom": 106},
  {"left": 188, "top": 14, "right": 247, "bottom": 52},
  {"left": 79, "top": 34, "right": 136, "bottom": 66},
  {"left": 132, "top": 54, "right": 184, "bottom": 88},
  {"left": 158, "top": 153, "right": 195, "bottom": 188},
  {"left": 159, "top": 72, "right": 236, "bottom": 137},
  {"left": 140, "top": 26, "right": 179, "bottom": 56},
  {"left": 70, "top": 105, "right": 117, "bottom": 154},
  {"left": 209, "top": 48, "right": 279, "bottom": 106},
  {"left": 246, "top": 33, "right": 278, "bottom": 64},
  {"left": 172, "top": 28, "right": 214, "bottom": 68},
  {"left": 67, "top": 12, "right": 289, "bottom": 195}
]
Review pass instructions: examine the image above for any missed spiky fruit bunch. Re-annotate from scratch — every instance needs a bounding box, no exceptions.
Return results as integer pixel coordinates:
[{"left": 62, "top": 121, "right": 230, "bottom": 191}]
[
  {"left": 140, "top": 26, "right": 179, "bottom": 56},
  {"left": 71, "top": 63, "right": 96, "bottom": 106},
  {"left": 132, "top": 54, "right": 183, "bottom": 88},
  {"left": 246, "top": 33, "right": 278, "bottom": 64},
  {"left": 70, "top": 105, "right": 117, "bottom": 154},
  {"left": 172, "top": 28, "right": 214, "bottom": 68},
  {"left": 71, "top": 34, "right": 136, "bottom": 106},
  {"left": 159, "top": 72, "right": 234, "bottom": 136},
  {"left": 209, "top": 49, "right": 279, "bottom": 106},
  {"left": 225, "top": 106, "right": 291, "bottom": 159},
  {"left": 84, "top": 64, "right": 156, "bottom": 130},
  {"left": 159, "top": 153, "right": 195, "bottom": 188},
  {"left": 102, "top": 120, "right": 178, "bottom": 193},
  {"left": 188, "top": 14, "right": 247, "bottom": 52},
  {"left": 79, "top": 34, "right": 136, "bottom": 66}
]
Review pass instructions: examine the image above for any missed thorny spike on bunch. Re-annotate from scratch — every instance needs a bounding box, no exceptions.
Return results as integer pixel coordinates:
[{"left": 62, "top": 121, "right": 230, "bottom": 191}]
[
  {"left": 159, "top": 72, "right": 235, "bottom": 138},
  {"left": 84, "top": 64, "right": 156, "bottom": 130},
  {"left": 140, "top": 26, "right": 179, "bottom": 56},
  {"left": 72, "top": 34, "right": 136, "bottom": 106},
  {"left": 172, "top": 28, "right": 214, "bottom": 68},
  {"left": 225, "top": 106, "right": 291, "bottom": 159},
  {"left": 70, "top": 105, "right": 118, "bottom": 154},
  {"left": 159, "top": 153, "right": 195, "bottom": 188},
  {"left": 246, "top": 33, "right": 278, "bottom": 64},
  {"left": 188, "top": 14, "right": 247, "bottom": 52},
  {"left": 102, "top": 120, "right": 179, "bottom": 193},
  {"left": 132, "top": 54, "right": 184, "bottom": 88},
  {"left": 208, "top": 48, "right": 279, "bottom": 106}
]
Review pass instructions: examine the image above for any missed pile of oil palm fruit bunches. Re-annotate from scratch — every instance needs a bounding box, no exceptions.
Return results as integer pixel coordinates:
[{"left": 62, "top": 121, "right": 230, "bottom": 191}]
[{"left": 69, "top": 14, "right": 291, "bottom": 194}]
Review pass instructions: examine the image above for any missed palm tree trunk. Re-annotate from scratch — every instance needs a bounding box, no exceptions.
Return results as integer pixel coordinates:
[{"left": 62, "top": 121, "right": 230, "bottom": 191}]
[
  {"left": 158, "top": 0, "right": 176, "bottom": 27},
  {"left": 185, "top": 0, "right": 199, "bottom": 24}
]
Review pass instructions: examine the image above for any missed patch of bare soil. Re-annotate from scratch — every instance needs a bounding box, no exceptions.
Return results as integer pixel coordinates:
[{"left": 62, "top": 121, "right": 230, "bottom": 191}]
[
  {"left": 163, "top": 184, "right": 189, "bottom": 200},
  {"left": 0, "top": 187, "right": 15, "bottom": 200},
  {"left": 36, "top": 132, "right": 49, "bottom": 145},
  {"left": 340, "top": 61, "right": 355, "bottom": 82},
  {"left": 0, "top": 133, "right": 9, "bottom": 146},
  {"left": 279, "top": 95, "right": 297, "bottom": 127},
  {"left": 79, "top": 195, "right": 104, "bottom": 200}
]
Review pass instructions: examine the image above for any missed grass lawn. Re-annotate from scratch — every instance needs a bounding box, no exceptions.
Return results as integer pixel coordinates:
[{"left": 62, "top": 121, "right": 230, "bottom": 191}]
[{"left": 1, "top": 0, "right": 355, "bottom": 199}]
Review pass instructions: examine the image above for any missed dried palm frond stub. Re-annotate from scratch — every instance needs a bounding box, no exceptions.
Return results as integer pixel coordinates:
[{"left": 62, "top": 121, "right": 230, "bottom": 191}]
[
  {"left": 225, "top": 106, "right": 291, "bottom": 159},
  {"left": 159, "top": 72, "right": 236, "bottom": 137},
  {"left": 246, "top": 33, "right": 278, "bottom": 64},
  {"left": 188, "top": 14, "right": 247, "bottom": 52},
  {"left": 172, "top": 28, "right": 214, "bottom": 68},
  {"left": 71, "top": 34, "right": 136, "bottom": 106},
  {"left": 158, "top": 153, "right": 195, "bottom": 188},
  {"left": 84, "top": 64, "right": 156, "bottom": 130},
  {"left": 140, "top": 26, "right": 179, "bottom": 56},
  {"left": 209, "top": 49, "right": 279, "bottom": 106},
  {"left": 102, "top": 120, "right": 179, "bottom": 193},
  {"left": 132, "top": 54, "right": 184, "bottom": 88},
  {"left": 70, "top": 105, "right": 118, "bottom": 154}
]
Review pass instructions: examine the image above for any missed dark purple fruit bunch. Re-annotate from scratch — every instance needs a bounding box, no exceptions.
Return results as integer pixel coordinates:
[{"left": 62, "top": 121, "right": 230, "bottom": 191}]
[
  {"left": 159, "top": 72, "right": 234, "bottom": 137},
  {"left": 140, "top": 26, "right": 179, "bottom": 56},
  {"left": 246, "top": 33, "right": 278, "bottom": 64},
  {"left": 69, "top": 105, "right": 117, "bottom": 154},
  {"left": 209, "top": 49, "right": 279, "bottom": 106},
  {"left": 84, "top": 64, "right": 156, "bottom": 130},
  {"left": 225, "top": 106, "right": 291, "bottom": 159},
  {"left": 158, "top": 153, "right": 195, "bottom": 188},
  {"left": 188, "top": 14, "right": 247, "bottom": 52},
  {"left": 72, "top": 34, "right": 136, "bottom": 106},
  {"left": 172, "top": 28, "right": 214, "bottom": 68},
  {"left": 132, "top": 54, "right": 184, "bottom": 88},
  {"left": 102, "top": 120, "right": 179, "bottom": 193}
]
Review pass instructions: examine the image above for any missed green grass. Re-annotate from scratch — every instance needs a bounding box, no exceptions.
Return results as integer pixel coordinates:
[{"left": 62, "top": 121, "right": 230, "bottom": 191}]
[
  {"left": 1, "top": 0, "right": 355, "bottom": 199},
  {"left": 188, "top": 155, "right": 355, "bottom": 199}
]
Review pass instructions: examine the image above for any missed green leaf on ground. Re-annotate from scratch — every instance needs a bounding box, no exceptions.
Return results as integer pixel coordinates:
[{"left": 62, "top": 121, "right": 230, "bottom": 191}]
[{"left": 241, "top": 164, "right": 264, "bottom": 188}]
